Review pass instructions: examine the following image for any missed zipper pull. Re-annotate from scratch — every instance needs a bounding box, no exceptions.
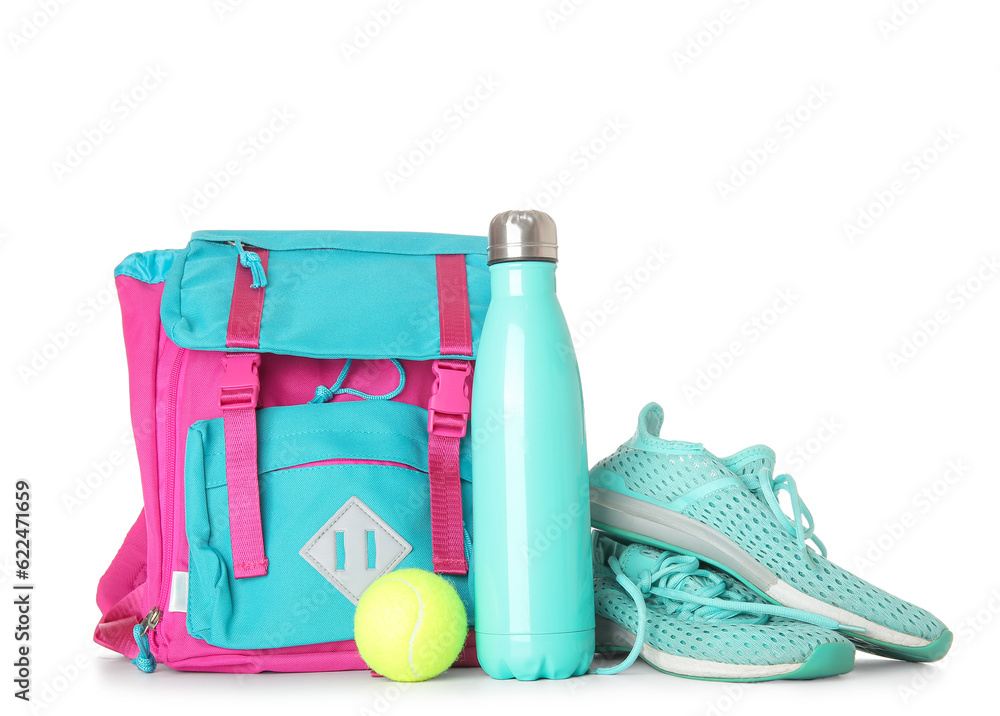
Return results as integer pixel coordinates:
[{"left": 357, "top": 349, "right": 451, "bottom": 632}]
[
  {"left": 131, "top": 608, "right": 162, "bottom": 673},
  {"left": 233, "top": 239, "right": 268, "bottom": 289},
  {"left": 139, "top": 607, "right": 162, "bottom": 632}
]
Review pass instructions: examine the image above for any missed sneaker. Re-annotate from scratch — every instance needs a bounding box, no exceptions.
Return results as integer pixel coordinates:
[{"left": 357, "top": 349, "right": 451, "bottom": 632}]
[
  {"left": 592, "top": 531, "right": 855, "bottom": 680},
  {"left": 590, "top": 402, "right": 953, "bottom": 663}
]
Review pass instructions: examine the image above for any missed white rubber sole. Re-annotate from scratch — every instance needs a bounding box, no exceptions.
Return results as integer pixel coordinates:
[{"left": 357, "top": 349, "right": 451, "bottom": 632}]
[
  {"left": 591, "top": 485, "right": 931, "bottom": 649},
  {"left": 596, "top": 617, "right": 802, "bottom": 679}
]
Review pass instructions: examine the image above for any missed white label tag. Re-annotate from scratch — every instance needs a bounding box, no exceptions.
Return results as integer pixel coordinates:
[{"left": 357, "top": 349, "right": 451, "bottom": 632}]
[{"left": 168, "top": 571, "right": 189, "bottom": 613}]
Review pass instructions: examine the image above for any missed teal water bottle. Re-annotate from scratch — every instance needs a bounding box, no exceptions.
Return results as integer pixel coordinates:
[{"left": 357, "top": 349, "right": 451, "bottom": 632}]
[{"left": 472, "top": 210, "right": 595, "bottom": 680}]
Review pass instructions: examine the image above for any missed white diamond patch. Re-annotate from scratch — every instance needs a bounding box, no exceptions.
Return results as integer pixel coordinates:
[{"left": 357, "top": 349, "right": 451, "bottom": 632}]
[{"left": 299, "top": 496, "right": 412, "bottom": 604}]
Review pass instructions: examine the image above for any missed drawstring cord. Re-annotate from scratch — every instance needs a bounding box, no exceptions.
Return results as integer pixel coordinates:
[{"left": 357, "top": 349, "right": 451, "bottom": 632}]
[{"left": 310, "top": 359, "right": 406, "bottom": 404}]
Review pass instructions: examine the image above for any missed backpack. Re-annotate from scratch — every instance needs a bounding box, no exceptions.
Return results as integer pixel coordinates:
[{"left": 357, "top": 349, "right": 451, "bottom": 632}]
[{"left": 94, "top": 230, "right": 489, "bottom": 673}]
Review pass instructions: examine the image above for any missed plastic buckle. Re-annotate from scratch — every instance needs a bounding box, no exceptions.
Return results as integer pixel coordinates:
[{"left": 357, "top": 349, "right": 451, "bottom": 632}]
[
  {"left": 218, "top": 353, "right": 261, "bottom": 410},
  {"left": 427, "top": 360, "right": 471, "bottom": 438}
]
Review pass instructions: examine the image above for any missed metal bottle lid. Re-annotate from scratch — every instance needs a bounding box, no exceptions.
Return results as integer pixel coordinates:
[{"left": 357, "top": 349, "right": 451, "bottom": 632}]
[{"left": 487, "top": 210, "right": 558, "bottom": 265}]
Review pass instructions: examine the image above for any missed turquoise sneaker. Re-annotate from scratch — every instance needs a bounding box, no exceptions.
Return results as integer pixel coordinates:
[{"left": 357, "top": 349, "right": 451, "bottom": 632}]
[
  {"left": 592, "top": 531, "right": 855, "bottom": 680},
  {"left": 590, "top": 403, "right": 953, "bottom": 663}
]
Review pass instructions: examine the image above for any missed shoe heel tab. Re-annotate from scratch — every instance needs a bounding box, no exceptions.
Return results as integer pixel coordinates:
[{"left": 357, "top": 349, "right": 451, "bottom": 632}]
[
  {"left": 625, "top": 402, "right": 704, "bottom": 454},
  {"left": 592, "top": 530, "right": 625, "bottom": 571},
  {"left": 638, "top": 402, "right": 664, "bottom": 438}
]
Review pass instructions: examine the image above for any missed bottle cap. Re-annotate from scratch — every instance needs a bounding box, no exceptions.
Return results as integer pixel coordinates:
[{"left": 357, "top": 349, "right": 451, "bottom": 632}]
[{"left": 487, "top": 210, "right": 558, "bottom": 265}]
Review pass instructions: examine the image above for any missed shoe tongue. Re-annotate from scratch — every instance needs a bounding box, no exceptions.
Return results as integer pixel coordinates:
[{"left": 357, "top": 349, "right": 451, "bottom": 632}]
[
  {"left": 726, "top": 446, "right": 776, "bottom": 487},
  {"left": 618, "top": 544, "right": 720, "bottom": 596},
  {"left": 617, "top": 543, "right": 667, "bottom": 582}
]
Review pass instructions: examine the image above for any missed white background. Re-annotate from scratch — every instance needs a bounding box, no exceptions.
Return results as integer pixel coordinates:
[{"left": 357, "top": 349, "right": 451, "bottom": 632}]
[{"left": 3, "top": 1, "right": 998, "bottom": 714}]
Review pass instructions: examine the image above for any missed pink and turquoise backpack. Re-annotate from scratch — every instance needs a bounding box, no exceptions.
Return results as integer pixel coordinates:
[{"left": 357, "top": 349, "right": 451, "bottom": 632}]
[{"left": 94, "top": 230, "right": 488, "bottom": 673}]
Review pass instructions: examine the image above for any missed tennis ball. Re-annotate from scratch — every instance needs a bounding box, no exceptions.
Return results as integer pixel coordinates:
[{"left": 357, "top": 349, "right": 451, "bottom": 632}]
[{"left": 354, "top": 568, "right": 468, "bottom": 682}]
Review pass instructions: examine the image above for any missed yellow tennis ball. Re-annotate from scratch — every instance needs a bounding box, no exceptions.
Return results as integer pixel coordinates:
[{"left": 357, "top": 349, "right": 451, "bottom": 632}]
[{"left": 354, "top": 568, "right": 468, "bottom": 682}]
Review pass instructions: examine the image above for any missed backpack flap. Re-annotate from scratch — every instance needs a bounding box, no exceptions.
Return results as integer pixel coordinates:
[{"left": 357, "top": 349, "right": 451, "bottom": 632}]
[{"left": 160, "top": 230, "right": 490, "bottom": 360}]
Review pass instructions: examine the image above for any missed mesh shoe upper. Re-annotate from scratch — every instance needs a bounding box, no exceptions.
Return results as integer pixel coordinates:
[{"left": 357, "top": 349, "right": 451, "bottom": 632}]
[
  {"left": 593, "top": 402, "right": 947, "bottom": 643},
  {"left": 599, "top": 443, "right": 725, "bottom": 504},
  {"left": 593, "top": 535, "right": 851, "bottom": 667},
  {"left": 717, "top": 449, "right": 946, "bottom": 641},
  {"left": 596, "top": 581, "right": 846, "bottom": 665}
]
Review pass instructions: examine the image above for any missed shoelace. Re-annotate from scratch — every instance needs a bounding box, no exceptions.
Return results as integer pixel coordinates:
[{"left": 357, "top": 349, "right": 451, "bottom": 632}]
[
  {"left": 594, "top": 551, "right": 860, "bottom": 675},
  {"left": 309, "top": 359, "right": 406, "bottom": 404},
  {"left": 743, "top": 469, "right": 827, "bottom": 568}
]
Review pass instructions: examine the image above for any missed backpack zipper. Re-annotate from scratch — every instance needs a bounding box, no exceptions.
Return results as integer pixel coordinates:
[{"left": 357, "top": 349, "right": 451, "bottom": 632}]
[
  {"left": 140, "top": 607, "right": 163, "bottom": 633},
  {"left": 145, "top": 347, "right": 186, "bottom": 666}
]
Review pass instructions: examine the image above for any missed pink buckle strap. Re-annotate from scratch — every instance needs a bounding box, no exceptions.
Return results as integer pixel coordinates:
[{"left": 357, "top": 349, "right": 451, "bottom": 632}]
[
  {"left": 428, "top": 431, "right": 467, "bottom": 574},
  {"left": 221, "top": 353, "right": 268, "bottom": 578},
  {"left": 219, "top": 353, "right": 261, "bottom": 410},
  {"left": 436, "top": 254, "right": 473, "bottom": 356},
  {"left": 224, "top": 246, "right": 268, "bottom": 579},
  {"left": 429, "top": 255, "right": 474, "bottom": 575},
  {"left": 427, "top": 360, "right": 471, "bottom": 438},
  {"left": 428, "top": 359, "right": 472, "bottom": 574}
]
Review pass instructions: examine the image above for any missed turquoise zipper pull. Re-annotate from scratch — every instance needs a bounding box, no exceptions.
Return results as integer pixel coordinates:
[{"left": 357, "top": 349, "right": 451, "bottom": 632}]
[
  {"left": 234, "top": 239, "right": 268, "bottom": 288},
  {"left": 132, "top": 607, "right": 161, "bottom": 673}
]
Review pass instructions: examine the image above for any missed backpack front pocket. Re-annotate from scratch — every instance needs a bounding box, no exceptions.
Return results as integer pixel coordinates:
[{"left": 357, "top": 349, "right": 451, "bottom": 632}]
[{"left": 183, "top": 400, "right": 473, "bottom": 650}]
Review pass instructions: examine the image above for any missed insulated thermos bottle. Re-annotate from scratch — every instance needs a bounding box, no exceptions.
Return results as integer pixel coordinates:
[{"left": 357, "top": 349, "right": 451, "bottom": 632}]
[{"left": 472, "top": 210, "right": 595, "bottom": 680}]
